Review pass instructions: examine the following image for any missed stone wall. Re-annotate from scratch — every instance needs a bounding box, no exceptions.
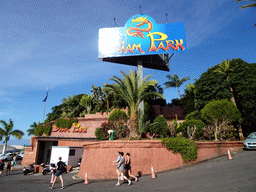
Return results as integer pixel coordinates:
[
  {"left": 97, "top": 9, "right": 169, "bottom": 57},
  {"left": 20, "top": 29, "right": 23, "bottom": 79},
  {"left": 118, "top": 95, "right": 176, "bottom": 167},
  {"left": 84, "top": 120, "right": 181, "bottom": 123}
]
[
  {"left": 78, "top": 140, "right": 243, "bottom": 180},
  {"left": 21, "top": 136, "right": 38, "bottom": 166}
]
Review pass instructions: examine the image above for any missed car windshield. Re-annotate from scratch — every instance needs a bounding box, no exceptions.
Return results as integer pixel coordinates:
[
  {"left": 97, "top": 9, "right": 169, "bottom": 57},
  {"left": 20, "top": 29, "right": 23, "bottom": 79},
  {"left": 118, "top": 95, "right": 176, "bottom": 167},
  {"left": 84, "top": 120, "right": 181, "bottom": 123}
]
[{"left": 248, "top": 133, "right": 256, "bottom": 139}]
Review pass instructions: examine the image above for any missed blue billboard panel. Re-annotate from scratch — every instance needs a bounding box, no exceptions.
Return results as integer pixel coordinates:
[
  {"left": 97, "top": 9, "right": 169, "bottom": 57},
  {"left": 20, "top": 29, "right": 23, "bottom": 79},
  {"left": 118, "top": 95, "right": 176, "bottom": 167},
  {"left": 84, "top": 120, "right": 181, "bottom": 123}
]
[{"left": 98, "top": 14, "right": 187, "bottom": 58}]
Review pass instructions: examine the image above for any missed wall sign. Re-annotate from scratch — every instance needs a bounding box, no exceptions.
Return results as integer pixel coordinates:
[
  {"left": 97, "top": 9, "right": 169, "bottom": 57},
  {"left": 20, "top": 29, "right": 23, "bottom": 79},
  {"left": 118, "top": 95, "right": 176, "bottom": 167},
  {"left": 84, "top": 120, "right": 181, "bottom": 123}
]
[{"left": 52, "top": 123, "right": 87, "bottom": 133}]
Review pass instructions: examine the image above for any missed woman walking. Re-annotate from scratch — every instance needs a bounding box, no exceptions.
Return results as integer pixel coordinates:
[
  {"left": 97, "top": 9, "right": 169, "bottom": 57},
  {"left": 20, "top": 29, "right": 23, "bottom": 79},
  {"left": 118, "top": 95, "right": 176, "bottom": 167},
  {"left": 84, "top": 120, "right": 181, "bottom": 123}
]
[
  {"left": 113, "top": 152, "right": 131, "bottom": 186},
  {"left": 125, "top": 153, "right": 138, "bottom": 182}
]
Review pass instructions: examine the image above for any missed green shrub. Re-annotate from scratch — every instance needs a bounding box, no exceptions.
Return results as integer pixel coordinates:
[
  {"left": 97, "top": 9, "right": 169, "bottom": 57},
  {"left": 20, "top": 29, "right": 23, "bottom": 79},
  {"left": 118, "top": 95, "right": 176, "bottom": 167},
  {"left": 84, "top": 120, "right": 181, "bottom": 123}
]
[
  {"left": 35, "top": 125, "right": 44, "bottom": 136},
  {"left": 71, "top": 118, "right": 78, "bottom": 124},
  {"left": 108, "top": 108, "right": 128, "bottom": 122},
  {"left": 161, "top": 137, "right": 197, "bottom": 163},
  {"left": 176, "top": 120, "right": 205, "bottom": 140},
  {"left": 200, "top": 99, "right": 241, "bottom": 140},
  {"left": 95, "top": 127, "right": 108, "bottom": 140},
  {"left": 146, "top": 115, "right": 168, "bottom": 138},
  {"left": 95, "top": 121, "right": 130, "bottom": 140},
  {"left": 113, "top": 121, "right": 130, "bottom": 139},
  {"left": 185, "top": 110, "right": 202, "bottom": 121},
  {"left": 55, "top": 118, "right": 72, "bottom": 129},
  {"left": 95, "top": 122, "right": 111, "bottom": 140},
  {"left": 44, "top": 124, "right": 52, "bottom": 137},
  {"left": 144, "top": 102, "right": 156, "bottom": 123}
]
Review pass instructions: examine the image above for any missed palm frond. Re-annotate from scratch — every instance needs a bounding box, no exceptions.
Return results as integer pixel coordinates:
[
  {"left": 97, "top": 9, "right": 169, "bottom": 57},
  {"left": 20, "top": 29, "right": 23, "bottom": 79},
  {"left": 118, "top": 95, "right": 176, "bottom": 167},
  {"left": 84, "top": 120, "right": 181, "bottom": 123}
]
[
  {"left": 10, "top": 130, "right": 24, "bottom": 139},
  {"left": 241, "top": 3, "right": 256, "bottom": 8},
  {"left": 0, "top": 120, "right": 8, "bottom": 130}
]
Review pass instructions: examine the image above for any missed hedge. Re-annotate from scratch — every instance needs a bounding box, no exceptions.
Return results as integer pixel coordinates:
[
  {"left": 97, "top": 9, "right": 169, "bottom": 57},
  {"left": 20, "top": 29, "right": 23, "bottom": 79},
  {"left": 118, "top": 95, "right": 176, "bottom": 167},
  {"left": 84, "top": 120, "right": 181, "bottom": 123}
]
[{"left": 161, "top": 137, "right": 197, "bottom": 163}]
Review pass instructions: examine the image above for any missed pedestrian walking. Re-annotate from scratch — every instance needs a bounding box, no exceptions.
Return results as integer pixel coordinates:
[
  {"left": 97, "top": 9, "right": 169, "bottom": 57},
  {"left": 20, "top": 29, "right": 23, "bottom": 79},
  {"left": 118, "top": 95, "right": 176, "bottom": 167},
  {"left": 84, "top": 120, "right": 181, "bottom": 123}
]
[
  {"left": 11, "top": 154, "right": 17, "bottom": 171},
  {"left": 6, "top": 161, "right": 11, "bottom": 176},
  {"left": 125, "top": 153, "right": 138, "bottom": 182},
  {"left": 112, "top": 151, "right": 123, "bottom": 181},
  {"left": 49, "top": 157, "right": 66, "bottom": 190},
  {"left": 113, "top": 152, "right": 131, "bottom": 186},
  {"left": 13, "top": 154, "right": 17, "bottom": 166},
  {"left": 0, "top": 160, "right": 5, "bottom": 176}
]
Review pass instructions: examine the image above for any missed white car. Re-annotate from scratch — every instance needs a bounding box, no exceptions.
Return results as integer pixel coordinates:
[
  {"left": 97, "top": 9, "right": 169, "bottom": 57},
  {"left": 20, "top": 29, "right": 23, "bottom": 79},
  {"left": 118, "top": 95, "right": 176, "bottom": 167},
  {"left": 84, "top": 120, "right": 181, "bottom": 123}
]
[
  {"left": 0, "top": 155, "right": 7, "bottom": 161},
  {"left": 17, "top": 152, "right": 24, "bottom": 160},
  {"left": 5, "top": 153, "right": 15, "bottom": 161}
]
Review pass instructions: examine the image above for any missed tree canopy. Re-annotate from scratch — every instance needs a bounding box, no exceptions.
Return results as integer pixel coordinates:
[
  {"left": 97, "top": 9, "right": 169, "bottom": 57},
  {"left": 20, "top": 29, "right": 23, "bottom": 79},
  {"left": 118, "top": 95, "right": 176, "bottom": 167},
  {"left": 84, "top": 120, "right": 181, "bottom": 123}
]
[
  {"left": 201, "top": 99, "right": 241, "bottom": 140},
  {"left": 191, "top": 58, "right": 256, "bottom": 136},
  {"left": 104, "top": 70, "right": 164, "bottom": 138}
]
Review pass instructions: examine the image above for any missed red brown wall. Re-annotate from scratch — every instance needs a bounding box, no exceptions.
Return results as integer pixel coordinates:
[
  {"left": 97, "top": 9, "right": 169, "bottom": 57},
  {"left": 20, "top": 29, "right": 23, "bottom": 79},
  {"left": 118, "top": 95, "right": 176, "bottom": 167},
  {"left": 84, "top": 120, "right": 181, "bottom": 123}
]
[
  {"left": 78, "top": 140, "right": 243, "bottom": 180},
  {"left": 21, "top": 136, "right": 38, "bottom": 166},
  {"left": 58, "top": 139, "right": 95, "bottom": 147}
]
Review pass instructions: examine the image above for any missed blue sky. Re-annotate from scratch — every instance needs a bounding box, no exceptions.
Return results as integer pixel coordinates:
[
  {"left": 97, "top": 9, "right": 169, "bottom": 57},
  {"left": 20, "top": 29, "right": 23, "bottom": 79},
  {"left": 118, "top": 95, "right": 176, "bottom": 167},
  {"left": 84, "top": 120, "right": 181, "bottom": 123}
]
[{"left": 0, "top": 0, "right": 255, "bottom": 145}]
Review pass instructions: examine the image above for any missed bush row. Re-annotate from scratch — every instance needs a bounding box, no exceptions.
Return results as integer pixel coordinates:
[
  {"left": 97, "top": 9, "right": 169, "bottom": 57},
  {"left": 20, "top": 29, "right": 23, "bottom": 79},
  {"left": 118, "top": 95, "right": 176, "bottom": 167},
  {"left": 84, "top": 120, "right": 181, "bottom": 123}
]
[
  {"left": 161, "top": 137, "right": 197, "bottom": 163},
  {"left": 35, "top": 123, "right": 52, "bottom": 137}
]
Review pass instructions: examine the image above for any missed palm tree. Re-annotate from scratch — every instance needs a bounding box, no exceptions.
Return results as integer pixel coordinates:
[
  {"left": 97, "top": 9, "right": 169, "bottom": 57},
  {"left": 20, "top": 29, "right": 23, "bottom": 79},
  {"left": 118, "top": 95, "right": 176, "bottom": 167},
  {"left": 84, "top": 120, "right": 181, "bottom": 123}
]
[
  {"left": 61, "top": 94, "right": 85, "bottom": 118},
  {"left": 213, "top": 59, "right": 236, "bottom": 105},
  {"left": 213, "top": 59, "right": 244, "bottom": 140},
  {"left": 27, "top": 121, "right": 40, "bottom": 136},
  {"left": 236, "top": 0, "right": 256, "bottom": 26},
  {"left": 164, "top": 74, "right": 190, "bottom": 99},
  {"left": 90, "top": 85, "right": 106, "bottom": 113},
  {"left": 80, "top": 94, "right": 94, "bottom": 114},
  {"left": 102, "top": 82, "right": 114, "bottom": 112},
  {"left": 185, "top": 82, "right": 197, "bottom": 108},
  {"left": 104, "top": 70, "right": 164, "bottom": 138},
  {"left": 0, "top": 119, "right": 24, "bottom": 155}
]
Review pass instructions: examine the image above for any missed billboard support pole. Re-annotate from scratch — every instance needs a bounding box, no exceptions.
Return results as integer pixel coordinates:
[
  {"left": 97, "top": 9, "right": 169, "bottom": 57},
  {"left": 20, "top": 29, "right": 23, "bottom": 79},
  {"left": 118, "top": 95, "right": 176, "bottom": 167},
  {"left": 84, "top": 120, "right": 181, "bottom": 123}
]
[{"left": 137, "top": 60, "right": 144, "bottom": 132}]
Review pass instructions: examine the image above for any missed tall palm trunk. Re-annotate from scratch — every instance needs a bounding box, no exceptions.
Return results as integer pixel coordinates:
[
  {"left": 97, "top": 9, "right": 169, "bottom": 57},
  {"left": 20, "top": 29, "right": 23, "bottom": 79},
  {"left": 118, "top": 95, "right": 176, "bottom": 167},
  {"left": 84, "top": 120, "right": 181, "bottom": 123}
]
[
  {"left": 130, "top": 110, "right": 139, "bottom": 138},
  {"left": 2, "top": 140, "right": 7, "bottom": 155},
  {"left": 177, "top": 87, "right": 181, "bottom": 99},
  {"left": 230, "top": 87, "right": 236, "bottom": 106},
  {"left": 230, "top": 86, "right": 243, "bottom": 140}
]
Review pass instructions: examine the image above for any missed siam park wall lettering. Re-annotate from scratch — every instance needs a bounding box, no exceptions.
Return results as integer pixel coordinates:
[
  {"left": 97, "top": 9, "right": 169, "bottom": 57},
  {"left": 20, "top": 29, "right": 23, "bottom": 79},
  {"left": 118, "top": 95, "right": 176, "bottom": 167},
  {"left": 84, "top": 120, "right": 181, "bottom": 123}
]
[
  {"left": 98, "top": 14, "right": 187, "bottom": 58},
  {"left": 52, "top": 123, "right": 87, "bottom": 133}
]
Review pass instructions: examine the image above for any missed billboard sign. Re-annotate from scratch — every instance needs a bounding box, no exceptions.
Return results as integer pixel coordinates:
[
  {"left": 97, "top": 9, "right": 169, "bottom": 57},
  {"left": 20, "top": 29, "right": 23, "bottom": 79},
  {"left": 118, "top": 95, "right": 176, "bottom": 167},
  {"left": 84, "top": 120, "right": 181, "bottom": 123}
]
[{"left": 98, "top": 14, "right": 187, "bottom": 59}]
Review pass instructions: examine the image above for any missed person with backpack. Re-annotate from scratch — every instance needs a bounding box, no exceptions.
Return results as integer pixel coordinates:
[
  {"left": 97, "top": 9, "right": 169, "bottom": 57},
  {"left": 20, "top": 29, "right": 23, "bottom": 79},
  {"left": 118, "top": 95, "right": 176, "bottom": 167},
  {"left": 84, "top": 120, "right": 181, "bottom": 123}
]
[{"left": 49, "top": 157, "right": 66, "bottom": 190}]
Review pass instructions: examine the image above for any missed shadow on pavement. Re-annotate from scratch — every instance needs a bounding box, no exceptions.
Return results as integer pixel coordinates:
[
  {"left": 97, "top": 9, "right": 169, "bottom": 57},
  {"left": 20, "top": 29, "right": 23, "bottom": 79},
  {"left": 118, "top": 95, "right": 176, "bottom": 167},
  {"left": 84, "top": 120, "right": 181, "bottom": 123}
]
[{"left": 64, "top": 180, "right": 85, "bottom": 188}]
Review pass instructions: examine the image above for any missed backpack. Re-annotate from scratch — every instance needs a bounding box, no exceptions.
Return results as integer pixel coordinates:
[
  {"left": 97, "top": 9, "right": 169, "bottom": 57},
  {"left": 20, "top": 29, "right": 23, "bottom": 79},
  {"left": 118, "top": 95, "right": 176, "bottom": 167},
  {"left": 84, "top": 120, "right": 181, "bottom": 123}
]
[{"left": 59, "top": 161, "right": 67, "bottom": 173}]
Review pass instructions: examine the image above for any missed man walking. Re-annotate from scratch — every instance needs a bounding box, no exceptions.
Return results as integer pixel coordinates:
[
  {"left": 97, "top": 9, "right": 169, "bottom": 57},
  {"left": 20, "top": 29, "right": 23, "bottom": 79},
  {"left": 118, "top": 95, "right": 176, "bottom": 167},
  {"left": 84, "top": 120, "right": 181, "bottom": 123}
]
[{"left": 49, "top": 157, "right": 66, "bottom": 189}]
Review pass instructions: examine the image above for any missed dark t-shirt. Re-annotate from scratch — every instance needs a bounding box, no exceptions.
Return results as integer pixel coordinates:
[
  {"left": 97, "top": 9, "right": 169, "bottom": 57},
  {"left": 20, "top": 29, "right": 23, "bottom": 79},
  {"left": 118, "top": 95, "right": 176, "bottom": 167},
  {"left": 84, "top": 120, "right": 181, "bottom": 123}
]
[
  {"left": 7, "top": 163, "right": 11, "bottom": 170},
  {"left": 57, "top": 161, "right": 66, "bottom": 171},
  {"left": 0, "top": 162, "right": 4, "bottom": 170}
]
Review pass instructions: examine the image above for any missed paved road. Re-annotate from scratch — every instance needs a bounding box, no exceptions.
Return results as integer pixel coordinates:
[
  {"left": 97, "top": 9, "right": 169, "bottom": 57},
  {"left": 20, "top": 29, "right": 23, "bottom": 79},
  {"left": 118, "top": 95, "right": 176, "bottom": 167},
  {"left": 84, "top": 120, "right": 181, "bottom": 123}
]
[{"left": 0, "top": 149, "right": 256, "bottom": 192}]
